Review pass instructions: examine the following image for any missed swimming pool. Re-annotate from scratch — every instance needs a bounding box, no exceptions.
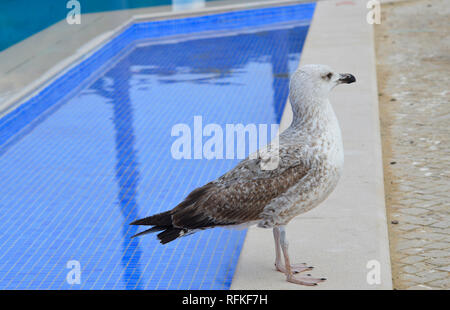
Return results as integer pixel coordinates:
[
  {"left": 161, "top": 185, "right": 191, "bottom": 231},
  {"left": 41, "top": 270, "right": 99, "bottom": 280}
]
[{"left": 0, "top": 3, "right": 314, "bottom": 289}]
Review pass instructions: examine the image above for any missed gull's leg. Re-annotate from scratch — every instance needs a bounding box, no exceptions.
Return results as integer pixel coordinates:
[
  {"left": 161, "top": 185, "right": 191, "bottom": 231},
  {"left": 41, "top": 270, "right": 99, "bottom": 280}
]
[
  {"left": 273, "top": 227, "right": 311, "bottom": 274},
  {"left": 279, "top": 226, "right": 326, "bottom": 286}
]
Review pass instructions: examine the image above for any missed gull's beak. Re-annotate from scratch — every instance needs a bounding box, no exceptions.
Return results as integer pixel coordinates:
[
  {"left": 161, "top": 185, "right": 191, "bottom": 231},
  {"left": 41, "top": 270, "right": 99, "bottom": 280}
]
[{"left": 338, "top": 73, "right": 356, "bottom": 84}]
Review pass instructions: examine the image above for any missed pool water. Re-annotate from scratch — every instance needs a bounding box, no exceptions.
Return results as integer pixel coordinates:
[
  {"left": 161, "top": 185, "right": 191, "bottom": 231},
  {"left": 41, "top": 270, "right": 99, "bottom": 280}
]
[{"left": 0, "top": 4, "right": 313, "bottom": 289}]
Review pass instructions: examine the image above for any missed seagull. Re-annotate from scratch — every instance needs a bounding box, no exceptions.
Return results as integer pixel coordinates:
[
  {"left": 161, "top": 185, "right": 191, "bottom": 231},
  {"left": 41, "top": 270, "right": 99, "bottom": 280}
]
[{"left": 130, "top": 64, "right": 356, "bottom": 286}]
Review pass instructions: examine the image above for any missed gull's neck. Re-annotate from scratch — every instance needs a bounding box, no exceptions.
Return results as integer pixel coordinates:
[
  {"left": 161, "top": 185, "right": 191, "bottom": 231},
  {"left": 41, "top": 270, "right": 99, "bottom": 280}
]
[
  {"left": 287, "top": 92, "right": 344, "bottom": 168},
  {"left": 289, "top": 95, "right": 339, "bottom": 136}
]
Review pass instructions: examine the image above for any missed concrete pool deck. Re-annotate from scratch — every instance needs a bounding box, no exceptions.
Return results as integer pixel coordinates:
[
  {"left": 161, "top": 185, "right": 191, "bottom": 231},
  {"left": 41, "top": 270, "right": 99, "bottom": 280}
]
[{"left": 0, "top": 0, "right": 392, "bottom": 289}]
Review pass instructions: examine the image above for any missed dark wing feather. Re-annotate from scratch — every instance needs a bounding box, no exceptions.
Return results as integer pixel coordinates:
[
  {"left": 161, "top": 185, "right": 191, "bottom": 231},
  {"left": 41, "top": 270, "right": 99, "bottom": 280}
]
[
  {"left": 130, "top": 143, "right": 311, "bottom": 243},
  {"left": 171, "top": 163, "right": 308, "bottom": 229}
]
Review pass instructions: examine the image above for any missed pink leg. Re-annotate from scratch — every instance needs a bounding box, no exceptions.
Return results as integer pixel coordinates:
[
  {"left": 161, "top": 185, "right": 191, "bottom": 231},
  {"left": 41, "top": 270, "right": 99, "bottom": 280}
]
[
  {"left": 278, "top": 226, "right": 326, "bottom": 286},
  {"left": 273, "top": 227, "right": 312, "bottom": 274}
]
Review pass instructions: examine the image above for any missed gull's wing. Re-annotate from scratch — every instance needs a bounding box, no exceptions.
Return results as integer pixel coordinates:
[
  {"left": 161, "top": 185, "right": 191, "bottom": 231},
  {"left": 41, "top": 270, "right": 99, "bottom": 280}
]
[
  {"left": 131, "top": 142, "right": 313, "bottom": 243},
  {"left": 171, "top": 161, "right": 309, "bottom": 228}
]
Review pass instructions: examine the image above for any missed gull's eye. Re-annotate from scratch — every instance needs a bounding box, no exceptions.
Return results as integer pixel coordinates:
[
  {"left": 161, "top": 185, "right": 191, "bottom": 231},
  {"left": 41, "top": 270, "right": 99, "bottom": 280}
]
[{"left": 322, "top": 72, "right": 333, "bottom": 80}]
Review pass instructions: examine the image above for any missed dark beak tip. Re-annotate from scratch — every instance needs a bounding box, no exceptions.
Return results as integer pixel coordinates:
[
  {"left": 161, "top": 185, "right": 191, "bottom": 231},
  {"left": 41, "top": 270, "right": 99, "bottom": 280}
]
[
  {"left": 340, "top": 73, "right": 356, "bottom": 84},
  {"left": 348, "top": 74, "right": 356, "bottom": 83}
]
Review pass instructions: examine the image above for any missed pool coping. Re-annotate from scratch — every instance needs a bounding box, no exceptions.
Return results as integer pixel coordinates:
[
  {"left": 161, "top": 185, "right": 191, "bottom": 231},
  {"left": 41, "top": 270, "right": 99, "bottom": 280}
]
[{"left": 231, "top": 0, "right": 393, "bottom": 290}]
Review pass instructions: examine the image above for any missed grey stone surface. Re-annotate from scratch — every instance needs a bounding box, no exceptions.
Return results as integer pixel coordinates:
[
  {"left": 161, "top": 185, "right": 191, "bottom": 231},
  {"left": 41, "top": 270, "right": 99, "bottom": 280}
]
[{"left": 376, "top": 0, "right": 450, "bottom": 290}]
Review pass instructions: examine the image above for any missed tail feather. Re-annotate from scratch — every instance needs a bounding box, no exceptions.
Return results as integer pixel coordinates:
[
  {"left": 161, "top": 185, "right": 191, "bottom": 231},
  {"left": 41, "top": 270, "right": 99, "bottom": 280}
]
[
  {"left": 130, "top": 210, "right": 172, "bottom": 226},
  {"left": 130, "top": 211, "right": 188, "bottom": 244},
  {"left": 157, "top": 227, "right": 186, "bottom": 244},
  {"left": 129, "top": 184, "right": 214, "bottom": 244},
  {"left": 130, "top": 226, "right": 166, "bottom": 239}
]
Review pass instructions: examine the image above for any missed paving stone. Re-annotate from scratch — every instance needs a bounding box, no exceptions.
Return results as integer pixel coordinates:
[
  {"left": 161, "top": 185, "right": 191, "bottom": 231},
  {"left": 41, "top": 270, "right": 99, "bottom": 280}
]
[
  {"left": 395, "top": 239, "right": 427, "bottom": 251},
  {"left": 436, "top": 266, "right": 450, "bottom": 272},
  {"left": 426, "top": 278, "right": 450, "bottom": 289},
  {"left": 428, "top": 257, "right": 450, "bottom": 267},
  {"left": 423, "top": 242, "right": 448, "bottom": 250},
  {"left": 424, "top": 250, "right": 449, "bottom": 258},
  {"left": 405, "top": 284, "right": 433, "bottom": 290},
  {"left": 399, "top": 255, "right": 426, "bottom": 265},
  {"left": 400, "top": 248, "right": 426, "bottom": 255},
  {"left": 398, "top": 273, "right": 423, "bottom": 284},
  {"left": 397, "top": 224, "right": 421, "bottom": 232},
  {"left": 400, "top": 215, "right": 438, "bottom": 226},
  {"left": 415, "top": 270, "right": 448, "bottom": 282}
]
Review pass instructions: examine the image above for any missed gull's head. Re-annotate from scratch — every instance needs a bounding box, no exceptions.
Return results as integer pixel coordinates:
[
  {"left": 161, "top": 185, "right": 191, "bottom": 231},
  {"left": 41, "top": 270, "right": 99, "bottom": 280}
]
[{"left": 289, "top": 64, "right": 356, "bottom": 102}]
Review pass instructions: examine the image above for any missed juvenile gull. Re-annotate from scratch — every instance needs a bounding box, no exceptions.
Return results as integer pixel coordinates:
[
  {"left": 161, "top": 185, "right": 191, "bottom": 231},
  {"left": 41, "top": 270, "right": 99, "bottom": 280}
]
[{"left": 131, "top": 64, "right": 356, "bottom": 286}]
